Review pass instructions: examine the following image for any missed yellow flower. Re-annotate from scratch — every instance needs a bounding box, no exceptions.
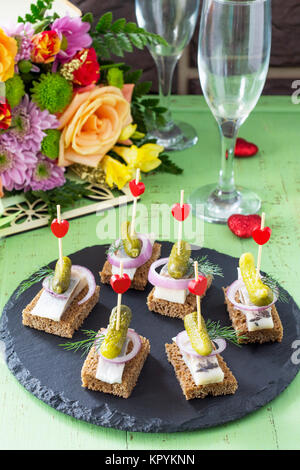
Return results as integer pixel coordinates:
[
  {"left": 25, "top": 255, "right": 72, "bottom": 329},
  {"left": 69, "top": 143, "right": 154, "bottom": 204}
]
[
  {"left": 31, "top": 31, "right": 61, "bottom": 64},
  {"left": 0, "top": 28, "right": 17, "bottom": 82},
  {"left": 101, "top": 155, "right": 133, "bottom": 190},
  {"left": 118, "top": 123, "right": 137, "bottom": 142},
  {"left": 113, "top": 143, "right": 164, "bottom": 172}
]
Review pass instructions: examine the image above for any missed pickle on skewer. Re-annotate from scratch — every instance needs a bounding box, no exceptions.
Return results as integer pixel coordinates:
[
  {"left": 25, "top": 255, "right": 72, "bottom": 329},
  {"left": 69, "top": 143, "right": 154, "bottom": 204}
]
[
  {"left": 121, "top": 220, "right": 141, "bottom": 258},
  {"left": 52, "top": 256, "right": 72, "bottom": 294},
  {"left": 100, "top": 305, "right": 132, "bottom": 359},
  {"left": 184, "top": 312, "right": 213, "bottom": 356},
  {"left": 239, "top": 252, "right": 274, "bottom": 307},
  {"left": 168, "top": 240, "right": 191, "bottom": 279}
]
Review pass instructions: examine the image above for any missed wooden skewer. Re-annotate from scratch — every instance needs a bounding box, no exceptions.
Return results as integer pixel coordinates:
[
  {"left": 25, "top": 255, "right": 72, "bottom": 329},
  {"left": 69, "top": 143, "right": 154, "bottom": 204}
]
[
  {"left": 57, "top": 205, "right": 63, "bottom": 272},
  {"left": 116, "top": 261, "right": 123, "bottom": 331},
  {"left": 130, "top": 168, "right": 140, "bottom": 238},
  {"left": 177, "top": 189, "right": 184, "bottom": 256},
  {"left": 256, "top": 212, "right": 265, "bottom": 279},
  {"left": 194, "top": 261, "right": 201, "bottom": 331}
]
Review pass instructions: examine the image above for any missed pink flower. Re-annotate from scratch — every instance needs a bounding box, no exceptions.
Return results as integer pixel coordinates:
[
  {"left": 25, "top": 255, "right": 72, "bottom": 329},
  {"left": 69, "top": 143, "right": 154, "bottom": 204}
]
[
  {"left": 25, "top": 153, "right": 65, "bottom": 191},
  {"left": 51, "top": 16, "right": 92, "bottom": 68},
  {"left": 0, "top": 133, "right": 37, "bottom": 191},
  {"left": 6, "top": 95, "right": 58, "bottom": 154}
]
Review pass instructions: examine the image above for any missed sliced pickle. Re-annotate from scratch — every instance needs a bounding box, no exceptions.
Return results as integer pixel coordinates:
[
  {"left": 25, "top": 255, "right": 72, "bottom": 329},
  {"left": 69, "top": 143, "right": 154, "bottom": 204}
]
[
  {"left": 167, "top": 240, "right": 191, "bottom": 279},
  {"left": 239, "top": 252, "right": 273, "bottom": 307},
  {"left": 184, "top": 312, "right": 213, "bottom": 356},
  {"left": 100, "top": 305, "right": 132, "bottom": 359},
  {"left": 121, "top": 220, "right": 141, "bottom": 258},
  {"left": 52, "top": 256, "right": 72, "bottom": 294}
]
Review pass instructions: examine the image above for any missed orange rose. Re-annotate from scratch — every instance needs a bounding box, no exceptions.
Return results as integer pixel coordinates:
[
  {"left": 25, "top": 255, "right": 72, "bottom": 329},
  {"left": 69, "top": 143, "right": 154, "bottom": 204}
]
[
  {"left": 58, "top": 86, "right": 132, "bottom": 167},
  {"left": 0, "top": 28, "right": 17, "bottom": 82},
  {"left": 0, "top": 177, "right": 3, "bottom": 198}
]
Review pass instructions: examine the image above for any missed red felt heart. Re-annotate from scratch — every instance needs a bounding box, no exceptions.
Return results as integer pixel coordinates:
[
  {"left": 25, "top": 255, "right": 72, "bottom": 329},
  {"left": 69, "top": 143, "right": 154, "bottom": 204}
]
[
  {"left": 51, "top": 219, "right": 69, "bottom": 238},
  {"left": 188, "top": 276, "right": 208, "bottom": 296},
  {"left": 129, "top": 179, "right": 145, "bottom": 197},
  {"left": 228, "top": 214, "right": 261, "bottom": 238},
  {"left": 235, "top": 138, "right": 258, "bottom": 158},
  {"left": 110, "top": 273, "right": 131, "bottom": 294},
  {"left": 252, "top": 226, "right": 272, "bottom": 245},
  {"left": 171, "top": 203, "right": 190, "bottom": 222}
]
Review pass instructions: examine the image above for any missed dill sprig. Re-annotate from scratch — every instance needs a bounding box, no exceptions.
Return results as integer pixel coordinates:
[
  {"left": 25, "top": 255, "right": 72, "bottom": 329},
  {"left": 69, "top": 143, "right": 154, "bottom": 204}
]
[
  {"left": 262, "top": 274, "right": 289, "bottom": 303},
  {"left": 16, "top": 266, "right": 54, "bottom": 299},
  {"left": 105, "top": 239, "right": 123, "bottom": 256},
  {"left": 190, "top": 256, "right": 223, "bottom": 278},
  {"left": 59, "top": 330, "right": 105, "bottom": 357},
  {"left": 206, "top": 319, "right": 246, "bottom": 346}
]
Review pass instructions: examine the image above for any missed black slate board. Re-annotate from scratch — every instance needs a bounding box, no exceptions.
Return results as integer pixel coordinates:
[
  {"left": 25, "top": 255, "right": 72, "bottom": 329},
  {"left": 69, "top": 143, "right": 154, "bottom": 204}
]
[{"left": 1, "top": 243, "right": 300, "bottom": 433}]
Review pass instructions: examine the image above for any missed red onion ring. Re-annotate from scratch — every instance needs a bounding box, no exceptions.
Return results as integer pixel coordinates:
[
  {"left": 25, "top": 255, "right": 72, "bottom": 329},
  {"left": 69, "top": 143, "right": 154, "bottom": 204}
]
[
  {"left": 107, "top": 234, "right": 152, "bottom": 269},
  {"left": 71, "top": 265, "right": 96, "bottom": 305},
  {"left": 42, "top": 276, "right": 69, "bottom": 299},
  {"left": 227, "top": 279, "right": 277, "bottom": 312},
  {"left": 99, "top": 329, "right": 141, "bottom": 364},
  {"left": 176, "top": 330, "right": 226, "bottom": 358},
  {"left": 42, "top": 266, "right": 96, "bottom": 305},
  {"left": 148, "top": 258, "right": 200, "bottom": 290}
]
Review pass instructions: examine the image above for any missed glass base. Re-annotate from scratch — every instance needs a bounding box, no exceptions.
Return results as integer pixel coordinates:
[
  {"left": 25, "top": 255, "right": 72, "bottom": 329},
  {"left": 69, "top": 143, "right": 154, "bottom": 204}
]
[
  {"left": 188, "top": 183, "right": 261, "bottom": 224},
  {"left": 148, "top": 121, "right": 198, "bottom": 151}
]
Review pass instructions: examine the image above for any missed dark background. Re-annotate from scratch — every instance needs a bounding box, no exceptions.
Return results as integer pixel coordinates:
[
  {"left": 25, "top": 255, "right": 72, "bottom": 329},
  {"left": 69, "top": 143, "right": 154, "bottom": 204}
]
[{"left": 74, "top": 0, "right": 300, "bottom": 95}]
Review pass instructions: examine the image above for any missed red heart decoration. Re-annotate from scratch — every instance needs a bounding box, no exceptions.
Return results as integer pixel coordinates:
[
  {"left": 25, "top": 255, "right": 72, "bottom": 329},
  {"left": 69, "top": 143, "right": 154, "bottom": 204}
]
[
  {"left": 188, "top": 276, "right": 207, "bottom": 297},
  {"left": 252, "top": 226, "right": 272, "bottom": 245},
  {"left": 129, "top": 179, "right": 145, "bottom": 197},
  {"left": 227, "top": 214, "right": 261, "bottom": 238},
  {"left": 110, "top": 273, "right": 131, "bottom": 294},
  {"left": 235, "top": 138, "right": 258, "bottom": 158},
  {"left": 51, "top": 219, "right": 69, "bottom": 238},
  {"left": 171, "top": 203, "right": 190, "bottom": 222}
]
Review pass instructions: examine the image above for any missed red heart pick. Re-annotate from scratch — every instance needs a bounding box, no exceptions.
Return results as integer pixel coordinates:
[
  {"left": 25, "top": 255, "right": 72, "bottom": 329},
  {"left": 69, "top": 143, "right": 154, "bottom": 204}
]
[
  {"left": 235, "top": 138, "right": 258, "bottom": 158},
  {"left": 129, "top": 179, "right": 145, "bottom": 197},
  {"left": 110, "top": 273, "right": 131, "bottom": 294},
  {"left": 51, "top": 219, "right": 69, "bottom": 238},
  {"left": 252, "top": 226, "right": 272, "bottom": 245},
  {"left": 188, "top": 276, "right": 208, "bottom": 297},
  {"left": 171, "top": 203, "right": 190, "bottom": 222},
  {"left": 228, "top": 214, "right": 261, "bottom": 238}
]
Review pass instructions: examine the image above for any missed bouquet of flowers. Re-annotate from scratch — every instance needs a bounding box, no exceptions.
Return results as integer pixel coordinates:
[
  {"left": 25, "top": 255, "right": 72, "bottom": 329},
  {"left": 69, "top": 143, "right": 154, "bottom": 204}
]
[{"left": 0, "top": 0, "right": 181, "bottom": 218}]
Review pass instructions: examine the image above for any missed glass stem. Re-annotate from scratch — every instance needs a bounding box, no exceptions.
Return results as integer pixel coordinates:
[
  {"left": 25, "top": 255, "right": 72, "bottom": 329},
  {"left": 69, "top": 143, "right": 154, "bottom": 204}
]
[
  {"left": 152, "top": 54, "right": 178, "bottom": 127},
  {"left": 217, "top": 120, "right": 239, "bottom": 194}
]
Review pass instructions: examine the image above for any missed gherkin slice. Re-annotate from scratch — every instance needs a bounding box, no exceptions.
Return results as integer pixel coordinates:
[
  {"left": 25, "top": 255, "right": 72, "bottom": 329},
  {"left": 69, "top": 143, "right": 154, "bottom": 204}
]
[
  {"left": 167, "top": 240, "right": 191, "bottom": 279},
  {"left": 121, "top": 220, "right": 141, "bottom": 258},
  {"left": 239, "top": 252, "right": 273, "bottom": 306},
  {"left": 52, "top": 256, "right": 72, "bottom": 294},
  {"left": 184, "top": 312, "right": 213, "bottom": 356},
  {"left": 100, "top": 305, "right": 132, "bottom": 359}
]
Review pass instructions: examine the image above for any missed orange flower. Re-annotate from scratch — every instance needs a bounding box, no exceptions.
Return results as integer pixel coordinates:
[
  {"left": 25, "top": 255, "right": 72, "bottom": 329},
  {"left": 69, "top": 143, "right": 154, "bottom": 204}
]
[
  {"left": 0, "top": 28, "right": 17, "bottom": 82},
  {"left": 0, "top": 177, "right": 4, "bottom": 198},
  {"left": 0, "top": 99, "right": 12, "bottom": 130},
  {"left": 31, "top": 31, "right": 61, "bottom": 64},
  {"left": 58, "top": 86, "right": 132, "bottom": 167}
]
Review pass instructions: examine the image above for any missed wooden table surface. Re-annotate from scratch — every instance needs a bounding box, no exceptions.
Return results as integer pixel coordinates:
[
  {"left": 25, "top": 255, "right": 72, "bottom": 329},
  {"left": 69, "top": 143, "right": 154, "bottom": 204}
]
[{"left": 0, "top": 95, "right": 299, "bottom": 450}]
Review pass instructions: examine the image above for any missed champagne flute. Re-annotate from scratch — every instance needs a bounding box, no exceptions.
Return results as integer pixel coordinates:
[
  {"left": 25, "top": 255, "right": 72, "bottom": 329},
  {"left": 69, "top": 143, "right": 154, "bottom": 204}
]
[
  {"left": 135, "top": 0, "right": 200, "bottom": 151},
  {"left": 189, "top": 0, "right": 271, "bottom": 223}
]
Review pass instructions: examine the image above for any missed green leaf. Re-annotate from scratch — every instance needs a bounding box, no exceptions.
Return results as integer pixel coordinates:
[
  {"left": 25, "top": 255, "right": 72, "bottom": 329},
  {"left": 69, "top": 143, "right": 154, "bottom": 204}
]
[
  {"left": 128, "top": 33, "right": 145, "bottom": 50},
  {"left": 111, "top": 18, "right": 126, "bottom": 33},
  {"left": 117, "top": 33, "right": 133, "bottom": 53},
  {"left": 0, "top": 211, "right": 21, "bottom": 228},
  {"left": 156, "top": 155, "right": 183, "bottom": 175},
  {"left": 107, "top": 68, "right": 124, "bottom": 89},
  {"left": 18, "top": 0, "right": 56, "bottom": 23},
  {"left": 81, "top": 12, "right": 94, "bottom": 25},
  {"left": 96, "top": 12, "right": 113, "bottom": 33},
  {"left": 133, "top": 81, "right": 152, "bottom": 98}
]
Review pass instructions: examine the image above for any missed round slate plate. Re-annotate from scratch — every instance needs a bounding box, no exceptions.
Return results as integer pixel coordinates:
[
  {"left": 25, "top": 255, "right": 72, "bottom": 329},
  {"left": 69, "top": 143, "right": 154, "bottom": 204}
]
[{"left": 1, "top": 243, "right": 300, "bottom": 433}]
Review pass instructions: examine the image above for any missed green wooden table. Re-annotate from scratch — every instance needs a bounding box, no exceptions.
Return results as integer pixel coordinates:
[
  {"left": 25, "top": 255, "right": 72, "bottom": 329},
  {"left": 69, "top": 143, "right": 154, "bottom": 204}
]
[{"left": 1, "top": 95, "right": 299, "bottom": 450}]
